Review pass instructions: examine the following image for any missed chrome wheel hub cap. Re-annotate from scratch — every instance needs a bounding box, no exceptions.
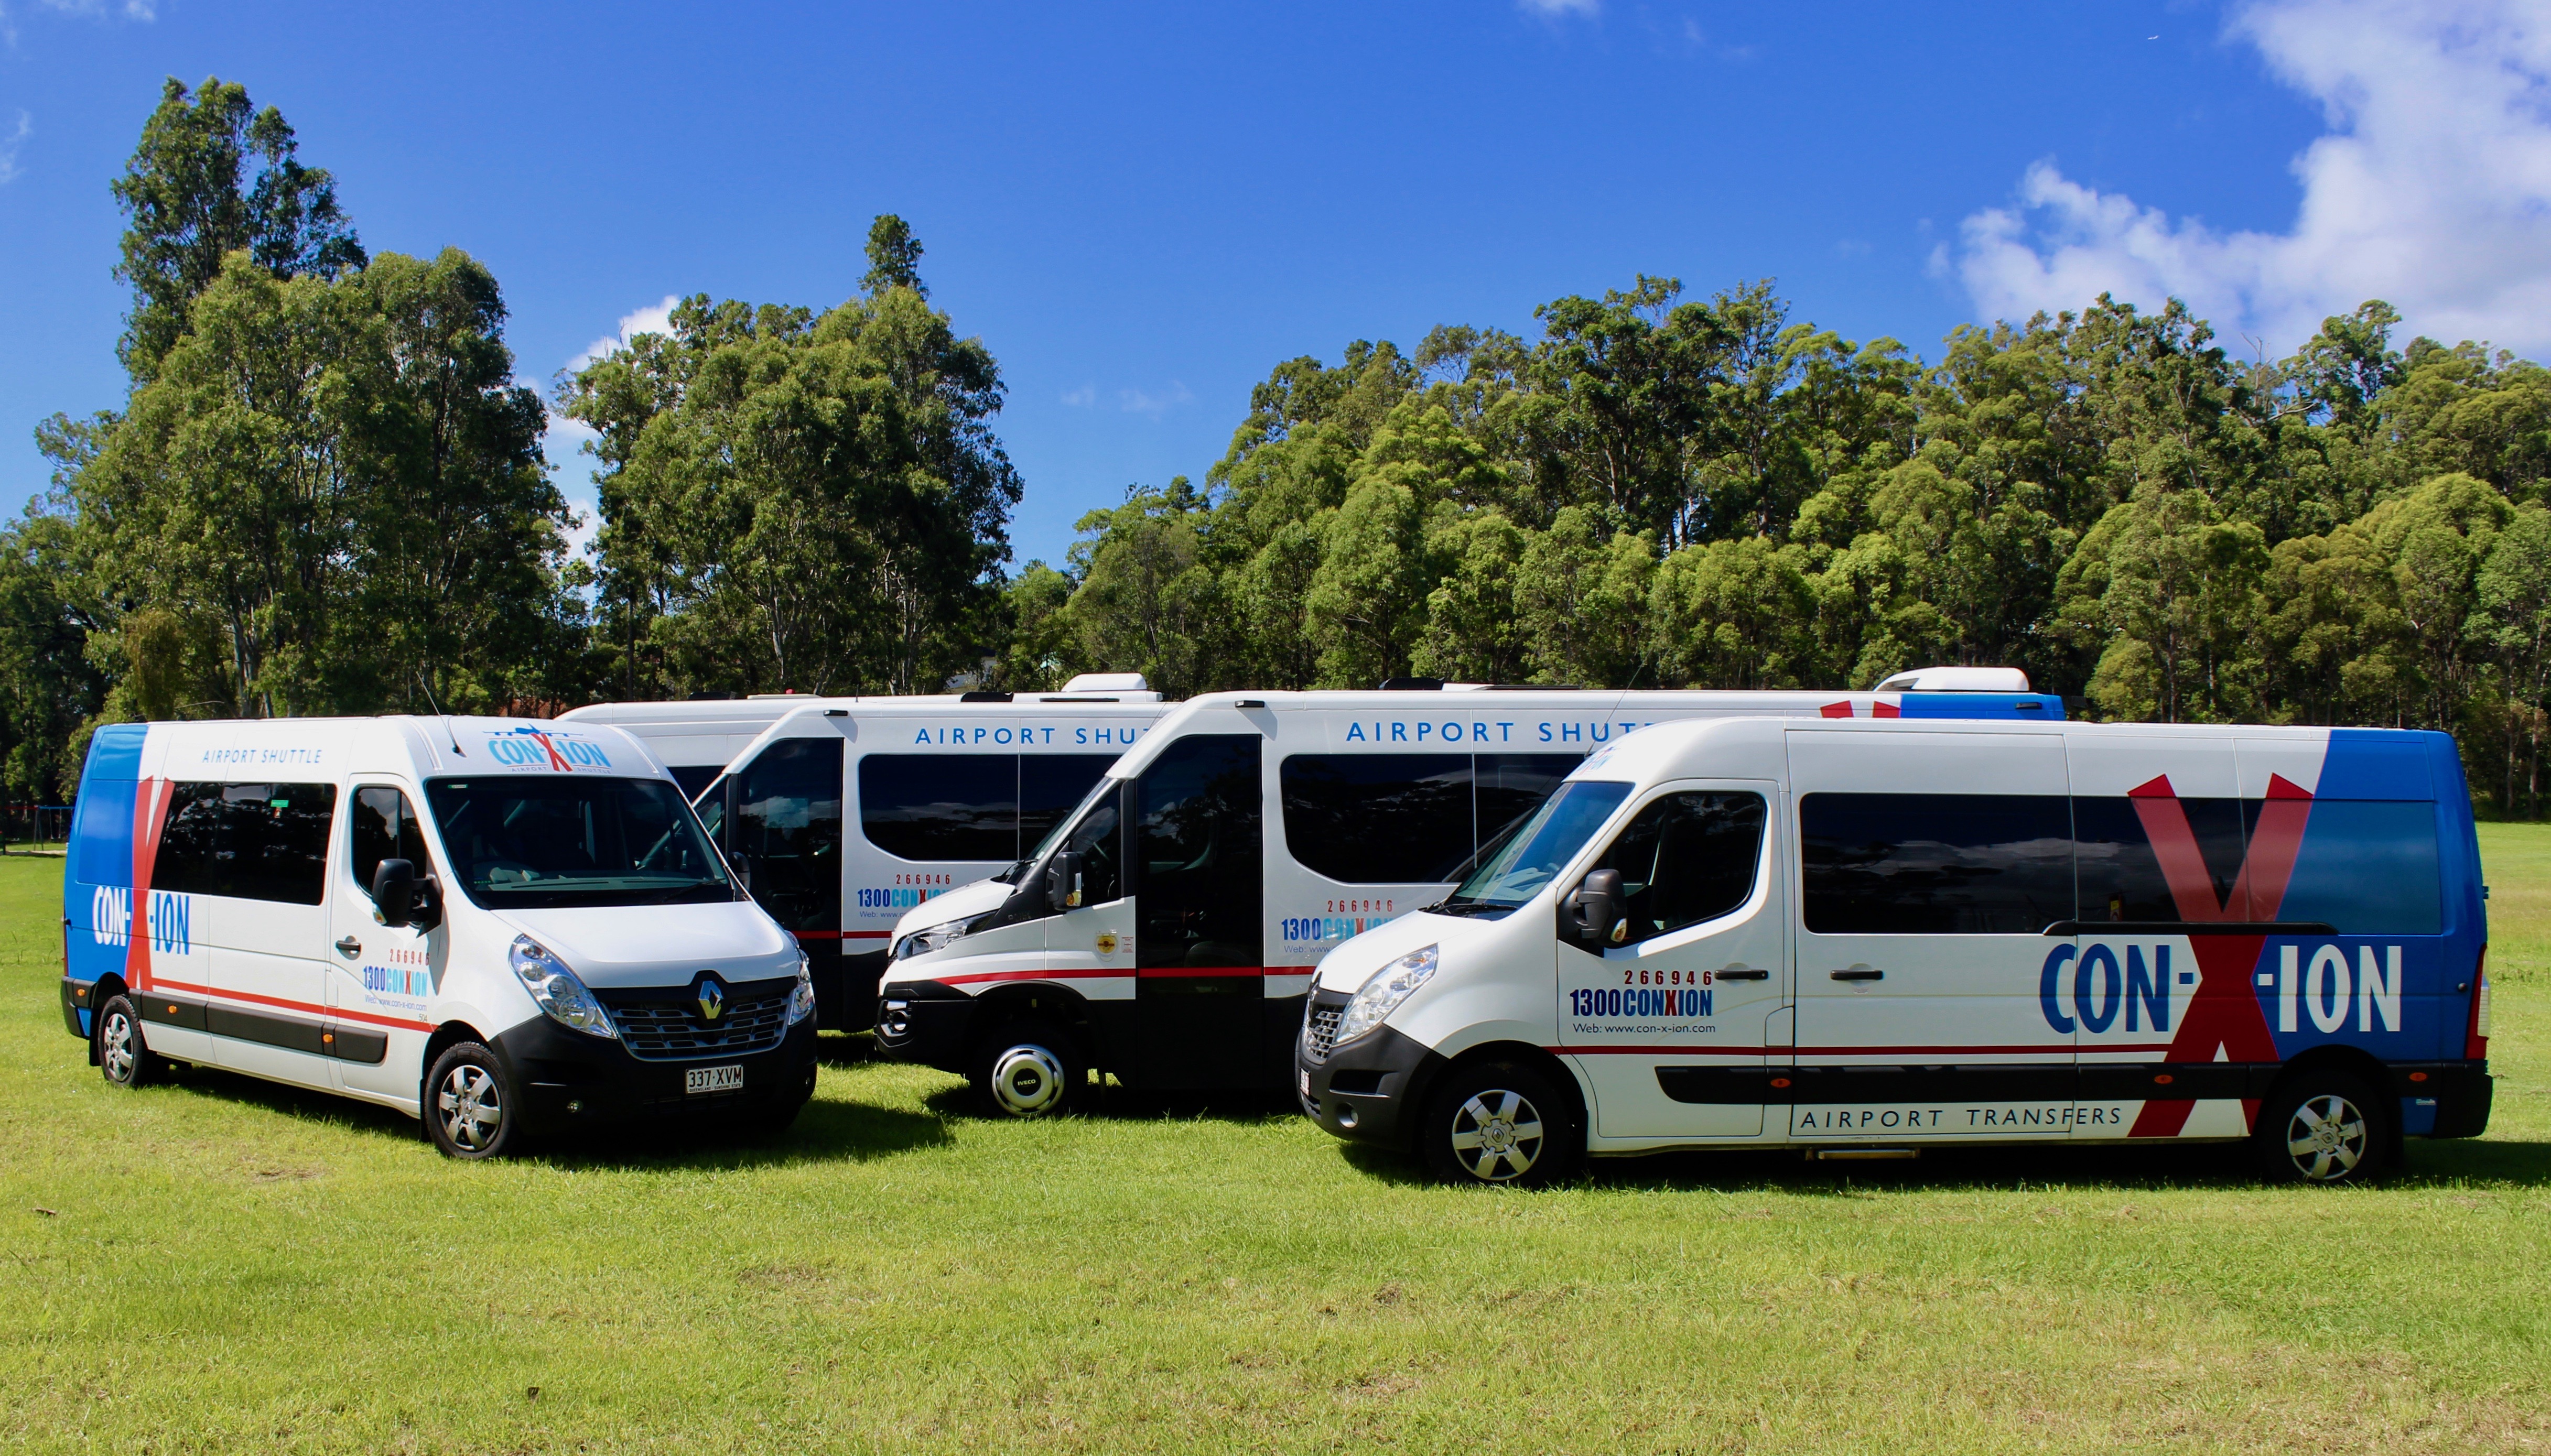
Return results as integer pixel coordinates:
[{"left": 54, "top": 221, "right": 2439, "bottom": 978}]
[
  {"left": 2284, "top": 1093, "right": 2368, "bottom": 1181},
  {"left": 990, "top": 1045, "right": 1068, "bottom": 1117},
  {"left": 437, "top": 1065, "right": 503, "bottom": 1150},
  {"left": 101, "top": 1013, "right": 135, "bottom": 1083},
  {"left": 1450, "top": 1089, "right": 1545, "bottom": 1182}
]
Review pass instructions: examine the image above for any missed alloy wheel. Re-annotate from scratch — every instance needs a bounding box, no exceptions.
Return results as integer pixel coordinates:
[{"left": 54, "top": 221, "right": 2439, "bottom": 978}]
[{"left": 1449, "top": 1088, "right": 1545, "bottom": 1182}]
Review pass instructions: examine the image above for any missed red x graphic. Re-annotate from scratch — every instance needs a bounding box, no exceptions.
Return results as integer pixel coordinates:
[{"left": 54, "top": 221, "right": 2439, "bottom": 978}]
[
  {"left": 2122, "top": 771, "right": 2314, "bottom": 1136},
  {"left": 127, "top": 776, "right": 175, "bottom": 992}
]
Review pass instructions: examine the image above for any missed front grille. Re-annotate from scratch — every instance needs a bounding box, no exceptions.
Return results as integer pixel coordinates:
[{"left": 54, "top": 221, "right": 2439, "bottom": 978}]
[
  {"left": 598, "top": 978, "right": 791, "bottom": 1061},
  {"left": 1304, "top": 1001, "right": 1343, "bottom": 1062}
]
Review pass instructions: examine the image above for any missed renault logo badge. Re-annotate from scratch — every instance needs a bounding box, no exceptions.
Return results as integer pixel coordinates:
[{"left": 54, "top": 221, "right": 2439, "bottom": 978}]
[{"left": 697, "top": 975, "right": 725, "bottom": 1021}]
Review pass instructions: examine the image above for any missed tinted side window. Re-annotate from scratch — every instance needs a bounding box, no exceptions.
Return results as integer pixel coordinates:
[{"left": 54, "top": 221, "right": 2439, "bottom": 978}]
[
  {"left": 736, "top": 739, "right": 843, "bottom": 933},
  {"left": 1281, "top": 754, "right": 1471, "bottom": 884},
  {"left": 351, "top": 786, "right": 431, "bottom": 897},
  {"left": 1139, "top": 735, "right": 1263, "bottom": 969},
  {"left": 2073, "top": 796, "right": 2248, "bottom": 922},
  {"left": 666, "top": 763, "right": 721, "bottom": 800},
  {"left": 859, "top": 754, "right": 1017, "bottom": 862},
  {"left": 1476, "top": 754, "right": 1584, "bottom": 846},
  {"left": 1801, "top": 793, "right": 2073, "bottom": 935},
  {"left": 153, "top": 781, "right": 338, "bottom": 905},
  {"left": 1021, "top": 756, "right": 1119, "bottom": 855},
  {"left": 1592, "top": 791, "right": 1766, "bottom": 945},
  {"left": 2268, "top": 800, "right": 2442, "bottom": 934}
]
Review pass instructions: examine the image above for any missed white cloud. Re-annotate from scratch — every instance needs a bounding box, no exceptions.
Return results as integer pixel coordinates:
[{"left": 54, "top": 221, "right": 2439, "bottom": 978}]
[
  {"left": 1117, "top": 382, "right": 1193, "bottom": 417},
  {"left": 1060, "top": 383, "right": 1096, "bottom": 407},
  {"left": 568, "top": 294, "right": 679, "bottom": 374},
  {"left": 1519, "top": 0, "right": 1597, "bottom": 15},
  {"left": 0, "top": 111, "right": 27, "bottom": 184},
  {"left": 35, "top": 0, "right": 155, "bottom": 18},
  {"left": 1949, "top": 0, "right": 2551, "bottom": 354}
]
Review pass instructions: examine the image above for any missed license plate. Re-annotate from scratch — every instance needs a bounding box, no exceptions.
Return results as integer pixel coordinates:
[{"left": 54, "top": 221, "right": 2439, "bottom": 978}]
[
  {"left": 686, "top": 1065, "right": 744, "bottom": 1094},
  {"left": 1298, "top": 1068, "right": 1311, "bottom": 1095}
]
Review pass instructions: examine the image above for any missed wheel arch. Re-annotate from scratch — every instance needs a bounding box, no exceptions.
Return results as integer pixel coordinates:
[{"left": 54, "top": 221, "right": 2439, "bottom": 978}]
[
  {"left": 2265, "top": 1044, "right": 2391, "bottom": 1103},
  {"left": 86, "top": 973, "right": 130, "bottom": 1064},
  {"left": 1414, "top": 1038, "right": 1587, "bottom": 1143}
]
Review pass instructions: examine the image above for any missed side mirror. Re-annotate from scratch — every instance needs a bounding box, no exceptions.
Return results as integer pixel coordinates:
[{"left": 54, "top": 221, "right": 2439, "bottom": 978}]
[
  {"left": 1565, "top": 867, "right": 1625, "bottom": 948},
  {"left": 1044, "top": 851, "right": 1084, "bottom": 913},
  {"left": 372, "top": 859, "right": 418, "bottom": 927}
]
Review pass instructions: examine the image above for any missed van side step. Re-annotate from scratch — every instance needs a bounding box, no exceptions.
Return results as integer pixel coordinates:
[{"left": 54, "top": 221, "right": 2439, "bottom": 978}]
[{"left": 1809, "top": 1148, "right": 1920, "bottom": 1161}]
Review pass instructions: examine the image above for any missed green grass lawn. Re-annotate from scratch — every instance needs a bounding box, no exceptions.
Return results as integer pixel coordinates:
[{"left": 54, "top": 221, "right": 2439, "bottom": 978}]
[{"left": 4, "top": 838, "right": 2548, "bottom": 1454}]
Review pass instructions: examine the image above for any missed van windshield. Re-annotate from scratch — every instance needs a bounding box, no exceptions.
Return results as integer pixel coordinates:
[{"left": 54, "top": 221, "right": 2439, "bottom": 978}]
[
  {"left": 1436, "top": 779, "right": 1634, "bottom": 917},
  {"left": 1002, "top": 774, "right": 1124, "bottom": 884},
  {"left": 425, "top": 776, "right": 737, "bottom": 910}
]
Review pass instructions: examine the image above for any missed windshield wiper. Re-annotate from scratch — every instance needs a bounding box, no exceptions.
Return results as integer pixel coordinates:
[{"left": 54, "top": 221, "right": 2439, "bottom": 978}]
[{"left": 1423, "top": 897, "right": 1515, "bottom": 917}]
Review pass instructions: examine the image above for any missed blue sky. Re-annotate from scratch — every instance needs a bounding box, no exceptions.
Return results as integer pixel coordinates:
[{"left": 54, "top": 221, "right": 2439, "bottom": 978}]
[{"left": 4, "top": 1, "right": 2544, "bottom": 570}]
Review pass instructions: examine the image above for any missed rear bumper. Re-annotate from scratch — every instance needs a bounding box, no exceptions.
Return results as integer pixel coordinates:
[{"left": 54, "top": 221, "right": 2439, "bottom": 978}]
[
  {"left": 2397, "top": 1059, "right": 2491, "bottom": 1138},
  {"left": 490, "top": 1015, "right": 818, "bottom": 1136},
  {"left": 61, "top": 977, "right": 93, "bottom": 1040},
  {"left": 1296, "top": 991, "right": 1445, "bottom": 1153}
]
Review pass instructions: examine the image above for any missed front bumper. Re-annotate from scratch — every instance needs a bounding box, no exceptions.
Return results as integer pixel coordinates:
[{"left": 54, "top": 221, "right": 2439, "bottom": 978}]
[
  {"left": 1296, "top": 988, "right": 1445, "bottom": 1152},
  {"left": 872, "top": 980, "right": 975, "bottom": 1073},
  {"left": 490, "top": 1014, "right": 818, "bottom": 1137}
]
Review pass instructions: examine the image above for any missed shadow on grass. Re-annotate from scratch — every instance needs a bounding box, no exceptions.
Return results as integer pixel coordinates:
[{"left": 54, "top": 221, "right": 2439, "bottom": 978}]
[
  {"left": 147, "top": 1058, "right": 954, "bottom": 1171},
  {"left": 1335, "top": 1131, "right": 2551, "bottom": 1193},
  {"left": 918, "top": 1079, "right": 1303, "bottom": 1127}
]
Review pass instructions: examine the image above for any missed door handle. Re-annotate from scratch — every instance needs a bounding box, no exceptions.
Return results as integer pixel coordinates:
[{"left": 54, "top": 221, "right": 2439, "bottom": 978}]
[
  {"left": 1830, "top": 967, "right": 1883, "bottom": 982},
  {"left": 1716, "top": 968, "right": 1770, "bottom": 981},
  {"left": 335, "top": 936, "right": 361, "bottom": 957}
]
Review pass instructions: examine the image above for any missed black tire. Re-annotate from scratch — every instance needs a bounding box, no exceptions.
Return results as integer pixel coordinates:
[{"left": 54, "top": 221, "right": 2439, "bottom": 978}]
[
  {"left": 423, "top": 1042, "right": 520, "bottom": 1159},
  {"left": 94, "top": 994, "right": 164, "bottom": 1089},
  {"left": 2254, "top": 1070, "right": 2394, "bottom": 1186},
  {"left": 967, "top": 1022, "right": 1086, "bottom": 1118},
  {"left": 1419, "top": 1060, "right": 1580, "bottom": 1187}
]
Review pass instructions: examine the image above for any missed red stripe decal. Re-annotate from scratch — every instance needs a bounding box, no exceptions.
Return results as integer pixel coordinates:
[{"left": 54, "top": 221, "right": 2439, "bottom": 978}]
[
  {"left": 1552, "top": 1042, "right": 2169, "bottom": 1057},
  {"left": 1872, "top": 700, "right": 1900, "bottom": 719},
  {"left": 1136, "top": 965, "right": 1262, "bottom": 979},
  {"left": 2124, "top": 772, "right": 2311, "bottom": 1136},
  {"left": 1819, "top": 701, "right": 1853, "bottom": 719},
  {"left": 142, "top": 977, "right": 435, "bottom": 1034},
  {"left": 939, "top": 968, "right": 1132, "bottom": 986}
]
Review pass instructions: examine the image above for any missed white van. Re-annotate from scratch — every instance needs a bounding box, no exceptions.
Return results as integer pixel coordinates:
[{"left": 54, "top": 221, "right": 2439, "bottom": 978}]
[
  {"left": 58, "top": 716, "right": 817, "bottom": 1157},
  {"left": 1294, "top": 715, "right": 2492, "bottom": 1185},
  {"left": 682, "top": 687, "right": 1173, "bottom": 1029},
  {"left": 559, "top": 675, "right": 1162, "bottom": 800},
  {"left": 873, "top": 676, "right": 2064, "bottom": 1115}
]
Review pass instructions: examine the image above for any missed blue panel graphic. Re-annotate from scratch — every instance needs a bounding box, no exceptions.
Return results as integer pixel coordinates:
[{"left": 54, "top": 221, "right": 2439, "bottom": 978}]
[
  {"left": 2317, "top": 729, "right": 2437, "bottom": 800},
  {"left": 1894, "top": 693, "right": 2068, "bottom": 721}
]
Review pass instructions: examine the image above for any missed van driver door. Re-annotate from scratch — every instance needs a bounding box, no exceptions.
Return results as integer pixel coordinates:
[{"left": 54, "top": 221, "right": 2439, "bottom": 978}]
[{"left": 1556, "top": 783, "right": 1785, "bottom": 1139}]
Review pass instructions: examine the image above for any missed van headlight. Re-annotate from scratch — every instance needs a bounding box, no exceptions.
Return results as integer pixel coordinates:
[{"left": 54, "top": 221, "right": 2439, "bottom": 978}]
[
  {"left": 1335, "top": 943, "right": 1438, "bottom": 1047},
  {"left": 509, "top": 936, "right": 617, "bottom": 1039},
  {"left": 785, "top": 950, "right": 816, "bottom": 1026},
  {"left": 895, "top": 916, "right": 978, "bottom": 960}
]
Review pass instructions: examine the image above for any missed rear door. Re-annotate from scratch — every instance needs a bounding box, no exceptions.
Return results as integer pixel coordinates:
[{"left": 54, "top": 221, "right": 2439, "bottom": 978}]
[
  {"left": 1130, "top": 735, "right": 1265, "bottom": 1090},
  {"left": 167, "top": 781, "right": 340, "bottom": 1087},
  {"left": 1786, "top": 730, "right": 2078, "bottom": 1141},
  {"left": 1557, "top": 782, "right": 1785, "bottom": 1138}
]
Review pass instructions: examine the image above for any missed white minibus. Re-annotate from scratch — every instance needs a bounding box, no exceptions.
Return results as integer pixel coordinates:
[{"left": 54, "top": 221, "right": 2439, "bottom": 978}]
[
  {"left": 872, "top": 675, "right": 2064, "bottom": 1115},
  {"left": 557, "top": 674, "right": 1162, "bottom": 799},
  {"left": 681, "top": 686, "right": 1172, "bottom": 1029},
  {"left": 1293, "top": 715, "right": 2492, "bottom": 1185},
  {"left": 59, "top": 716, "right": 816, "bottom": 1157}
]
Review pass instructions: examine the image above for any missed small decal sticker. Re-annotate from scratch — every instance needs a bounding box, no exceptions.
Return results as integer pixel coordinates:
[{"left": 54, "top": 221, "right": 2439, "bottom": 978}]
[{"left": 1096, "top": 933, "right": 1118, "bottom": 955}]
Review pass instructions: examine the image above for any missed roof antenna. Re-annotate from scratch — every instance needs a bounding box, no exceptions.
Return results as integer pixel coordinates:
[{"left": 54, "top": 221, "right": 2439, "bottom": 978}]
[{"left": 416, "top": 673, "right": 465, "bottom": 757}]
